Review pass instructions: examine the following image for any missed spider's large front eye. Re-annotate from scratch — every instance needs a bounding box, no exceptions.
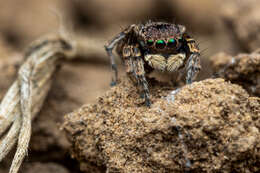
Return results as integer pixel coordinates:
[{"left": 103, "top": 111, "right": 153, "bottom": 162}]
[
  {"left": 167, "top": 38, "right": 177, "bottom": 47},
  {"left": 156, "top": 40, "right": 166, "bottom": 49},
  {"left": 147, "top": 39, "right": 154, "bottom": 47}
]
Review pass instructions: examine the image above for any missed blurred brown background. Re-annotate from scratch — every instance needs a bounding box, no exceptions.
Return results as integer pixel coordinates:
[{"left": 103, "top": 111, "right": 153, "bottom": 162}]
[
  {"left": 0, "top": 0, "right": 242, "bottom": 54},
  {"left": 0, "top": 0, "right": 259, "bottom": 173}
]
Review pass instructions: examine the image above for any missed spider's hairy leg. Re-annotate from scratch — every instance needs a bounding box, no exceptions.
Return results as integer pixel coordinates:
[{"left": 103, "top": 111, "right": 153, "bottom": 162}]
[
  {"left": 123, "top": 45, "right": 137, "bottom": 84},
  {"left": 105, "top": 32, "right": 126, "bottom": 86},
  {"left": 183, "top": 34, "right": 201, "bottom": 84},
  {"left": 138, "top": 61, "right": 151, "bottom": 107},
  {"left": 132, "top": 46, "right": 151, "bottom": 107},
  {"left": 186, "top": 52, "right": 201, "bottom": 84},
  {"left": 185, "top": 41, "right": 201, "bottom": 84},
  {"left": 122, "top": 43, "right": 151, "bottom": 106}
]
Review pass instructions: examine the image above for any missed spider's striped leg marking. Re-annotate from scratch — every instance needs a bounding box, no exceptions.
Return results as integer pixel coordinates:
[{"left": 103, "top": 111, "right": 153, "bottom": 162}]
[
  {"left": 105, "top": 32, "right": 125, "bottom": 86},
  {"left": 186, "top": 53, "right": 201, "bottom": 84},
  {"left": 185, "top": 37, "right": 201, "bottom": 84},
  {"left": 135, "top": 58, "right": 151, "bottom": 107},
  {"left": 123, "top": 45, "right": 137, "bottom": 84},
  {"left": 132, "top": 46, "right": 151, "bottom": 107}
]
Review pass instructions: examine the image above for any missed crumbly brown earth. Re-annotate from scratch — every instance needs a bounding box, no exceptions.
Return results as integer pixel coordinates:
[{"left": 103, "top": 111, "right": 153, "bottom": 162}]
[
  {"left": 63, "top": 78, "right": 260, "bottom": 173},
  {"left": 210, "top": 51, "right": 260, "bottom": 97},
  {"left": 0, "top": 0, "right": 260, "bottom": 172}
]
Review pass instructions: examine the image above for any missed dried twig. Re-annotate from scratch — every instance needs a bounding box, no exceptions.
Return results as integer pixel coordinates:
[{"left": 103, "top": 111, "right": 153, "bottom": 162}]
[{"left": 0, "top": 35, "right": 75, "bottom": 173}]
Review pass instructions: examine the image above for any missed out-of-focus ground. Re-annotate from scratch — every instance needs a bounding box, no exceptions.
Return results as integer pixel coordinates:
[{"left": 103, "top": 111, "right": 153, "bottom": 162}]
[{"left": 0, "top": 0, "right": 259, "bottom": 173}]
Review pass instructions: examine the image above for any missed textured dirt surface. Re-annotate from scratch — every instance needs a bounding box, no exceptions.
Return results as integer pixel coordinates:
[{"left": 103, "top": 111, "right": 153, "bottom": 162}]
[
  {"left": 63, "top": 78, "right": 260, "bottom": 173},
  {"left": 221, "top": 0, "right": 260, "bottom": 52},
  {"left": 210, "top": 51, "right": 260, "bottom": 97},
  {"left": 1, "top": 0, "right": 260, "bottom": 172}
]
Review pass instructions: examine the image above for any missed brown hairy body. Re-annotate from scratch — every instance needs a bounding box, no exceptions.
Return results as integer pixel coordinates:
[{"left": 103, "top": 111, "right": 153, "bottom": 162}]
[{"left": 105, "top": 21, "right": 201, "bottom": 106}]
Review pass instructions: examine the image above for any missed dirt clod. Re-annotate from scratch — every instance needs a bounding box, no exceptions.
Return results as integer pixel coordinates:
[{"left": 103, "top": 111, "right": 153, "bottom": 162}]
[
  {"left": 210, "top": 51, "right": 260, "bottom": 97},
  {"left": 63, "top": 78, "right": 260, "bottom": 173}
]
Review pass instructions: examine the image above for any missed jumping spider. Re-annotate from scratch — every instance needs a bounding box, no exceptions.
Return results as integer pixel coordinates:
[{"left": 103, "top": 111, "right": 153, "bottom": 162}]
[{"left": 105, "top": 21, "right": 201, "bottom": 107}]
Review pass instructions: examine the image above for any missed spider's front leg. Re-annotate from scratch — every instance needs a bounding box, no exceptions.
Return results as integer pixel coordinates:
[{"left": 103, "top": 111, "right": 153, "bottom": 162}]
[
  {"left": 186, "top": 53, "right": 201, "bottom": 84},
  {"left": 184, "top": 35, "right": 201, "bottom": 84},
  {"left": 134, "top": 57, "right": 151, "bottom": 107},
  {"left": 105, "top": 32, "right": 126, "bottom": 86},
  {"left": 123, "top": 45, "right": 151, "bottom": 107}
]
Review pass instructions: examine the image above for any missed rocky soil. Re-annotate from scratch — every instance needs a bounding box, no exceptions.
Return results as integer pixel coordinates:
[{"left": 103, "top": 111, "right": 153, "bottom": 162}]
[
  {"left": 63, "top": 78, "right": 260, "bottom": 173},
  {"left": 0, "top": 0, "right": 260, "bottom": 173},
  {"left": 210, "top": 51, "right": 260, "bottom": 97}
]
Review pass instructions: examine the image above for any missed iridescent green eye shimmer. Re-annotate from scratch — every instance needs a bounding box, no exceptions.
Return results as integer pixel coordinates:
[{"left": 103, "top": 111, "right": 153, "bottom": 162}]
[
  {"left": 147, "top": 39, "right": 154, "bottom": 46},
  {"left": 167, "top": 38, "right": 177, "bottom": 47},
  {"left": 155, "top": 40, "right": 166, "bottom": 49},
  {"left": 168, "top": 38, "right": 175, "bottom": 43},
  {"left": 156, "top": 40, "right": 165, "bottom": 44}
]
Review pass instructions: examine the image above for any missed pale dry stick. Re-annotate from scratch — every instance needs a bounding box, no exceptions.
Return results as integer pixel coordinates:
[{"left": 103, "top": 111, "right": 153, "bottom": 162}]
[
  {"left": 0, "top": 81, "right": 20, "bottom": 135},
  {"left": 10, "top": 40, "right": 70, "bottom": 173},
  {"left": 0, "top": 81, "right": 52, "bottom": 162},
  {"left": 0, "top": 35, "right": 75, "bottom": 173},
  {"left": 0, "top": 77, "right": 53, "bottom": 161},
  {"left": 10, "top": 57, "right": 34, "bottom": 173},
  {"left": 0, "top": 38, "right": 71, "bottom": 138},
  {"left": 0, "top": 113, "right": 21, "bottom": 161}
]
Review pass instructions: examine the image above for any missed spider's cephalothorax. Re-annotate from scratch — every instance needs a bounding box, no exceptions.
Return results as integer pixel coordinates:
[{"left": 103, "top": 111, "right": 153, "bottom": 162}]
[{"left": 105, "top": 21, "right": 201, "bottom": 107}]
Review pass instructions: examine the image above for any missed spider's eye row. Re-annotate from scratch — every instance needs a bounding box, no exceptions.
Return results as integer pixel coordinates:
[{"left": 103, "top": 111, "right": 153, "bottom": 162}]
[
  {"left": 147, "top": 39, "right": 178, "bottom": 49},
  {"left": 147, "top": 39, "right": 154, "bottom": 46},
  {"left": 167, "top": 38, "right": 176, "bottom": 47},
  {"left": 155, "top": 40, "right": 166, "bottom": 49}
]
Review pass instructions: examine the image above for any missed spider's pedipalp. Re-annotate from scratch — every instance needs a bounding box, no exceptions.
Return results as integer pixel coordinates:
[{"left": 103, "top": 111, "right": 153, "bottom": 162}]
[
  {"left": 145, "top": 54, "right": 166, "bottom": 71},
  {"left": 167, "top": 53, "right": 186, "bottom": 72}
]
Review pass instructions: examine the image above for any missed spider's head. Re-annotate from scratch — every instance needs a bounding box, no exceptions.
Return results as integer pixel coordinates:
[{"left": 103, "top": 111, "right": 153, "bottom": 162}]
[{"left": 138, "top": 22, "right": 186, "bottom": 53}]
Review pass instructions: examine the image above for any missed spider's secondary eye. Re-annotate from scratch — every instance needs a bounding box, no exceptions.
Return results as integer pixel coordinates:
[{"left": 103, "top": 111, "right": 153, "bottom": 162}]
[
  {"left": 147, "top": 39, "right": 154, "bottom": 46},
  {"left": 156, "top": 40, "right": 166, "bottom": 49},
  {"left": 167, "top": 38, "right": 176, "bottom": 47}
]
